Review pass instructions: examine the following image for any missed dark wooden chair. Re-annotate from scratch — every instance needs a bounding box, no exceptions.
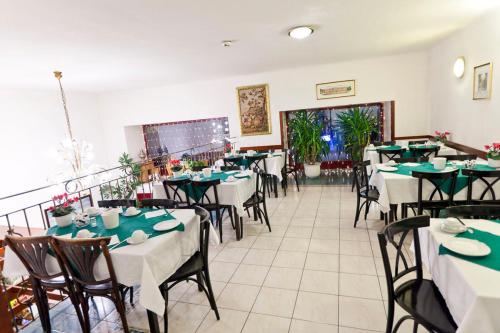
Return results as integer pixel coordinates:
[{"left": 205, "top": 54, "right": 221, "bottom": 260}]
[
  {"left": 281, "top": 148, "right": 299, "bottom": 195},
  {"left": 393, "top": 157, "right": 429, "bottom": 163},
  {"left": 443, "top": 204, "right": 500, "bottom": 219},
  {"left": 223, "top": 156, "right": 243, "bottom": 168},
  {"left": 402, "top": 169, "right": 459, "bottom": 218},
  {"left": 408, "top": 140, "right": 427, "bottom": 145},
  {"left": 51, "top": 237, "right": 130, "bottom": 333},
  {"left": 140, "top": 199, "right": 178, "bottom": 209},
  {"left": 353, "top": 160, "right": 387, "bottom": 227},
  {"left": 4, "top": 235, "right": 85, "bottom": 333},
  {"left": 436, "top": 154, "right": 477, "bottom": 161},
  {"left": 191, "top": 166, "right": 205, "bottom": 172},
  {"left": 409, "top": 146, "right": 440, "bottom": 159},
  {"left": 163, "top": 178, "right": 192, "bottom": 207},
  {"left": 243, "top": 170, "right": 272, "bottom": 234},
  {"left": 378, "top": 148, "right": 406, "bottom": 163},
  {"left": 378, "top": 215, "right": 457, "bottom": 333},
  {"left": 245, "top": 155, "right": 267, "bottom": 172},
  {"left": 97, "top": 199, "right": 135, "bottom": 208},
  {"left": 461, "top": 168, "right": 500, "bottom": 204},
  {"left": 161, "top": 206, "right": 220, "bottom": 333},
  {"left": 373, "top": 140, "right": 396, "bottom": 146},
  {"left": 220, "top": 166, "right": 240, "bottom": 171}
]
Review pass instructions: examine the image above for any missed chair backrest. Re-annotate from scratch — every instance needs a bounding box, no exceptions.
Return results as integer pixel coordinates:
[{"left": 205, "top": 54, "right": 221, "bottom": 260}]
[
  {"left": 220, "top": 166, "right": 240, "bottom": 171},
  {"left": 373, "top": 141, "right": 395, "bottom": 146},
  {"left": 444, "top": 205, "right": 500, "bottom": 220},
  {"left": 223, "top": 156, "right": 243, "bottom": 167},
  {"left": 98, "top": 199, "right": 135, "bottom": 208},
  {"left": 412, "top": 169, "right": 459, "bottom": 214},
  {"left": 189, "top": 205, "right": 211, "bottom": 267},
  {"left": 190, "top": 179, "right": 221, "bottom": 206},
  {"left": 410, "top": 146, "right": 440, "bottom": 158},
  {"left": 140, "top": 199, "right": 178, "bottom": 209},
  {"left": 353, "top": 160, "right": 371, "bottom": 194},
  {"left": 51, "top": 237, "right": 117, "bottom": 288},
  {"left": 377, "top": 216, "right": 429, "bottom": 305},
  {"left": 378, "top": 148, "right": 406, "bottom": 163},
  {"left": 163, "top": 178, "right": 192, "bottom": 206},
  {"left": 393, "top": 157, "right": 429, "bottom": 163},
  {"left": 246, "top": 155, "right": 267, "bottom": 172},
  {"left": 408, "top": 140, "right": 427, "bottom": 145},
  {"left": 437, "top": 154, "right": 477, "bottom": 161},
  {"left": 4, "top": 235, "right": 63, "bottom": 281},
  {"left": 461, "top": 169, "right": 500, "bottom": 203},
  {"left": 255, "top": 169, "right": 270, "bottom": 199}
]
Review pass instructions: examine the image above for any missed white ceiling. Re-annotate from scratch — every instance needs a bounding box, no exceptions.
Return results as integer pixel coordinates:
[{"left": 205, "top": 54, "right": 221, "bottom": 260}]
[{"left": 1, "top": 0, "right": 498, "bottom": 92}]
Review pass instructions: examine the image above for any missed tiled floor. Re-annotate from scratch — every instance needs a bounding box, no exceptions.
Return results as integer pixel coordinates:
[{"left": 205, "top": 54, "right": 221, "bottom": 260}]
[{"left": 22, "top": 185, "right": 425, "bottom": 333}]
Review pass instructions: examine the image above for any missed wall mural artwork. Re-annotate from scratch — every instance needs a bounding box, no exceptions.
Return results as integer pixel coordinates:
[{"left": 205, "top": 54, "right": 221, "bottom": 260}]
[{"left": 236, "top": 84, "right": 272, "bottom": 136}]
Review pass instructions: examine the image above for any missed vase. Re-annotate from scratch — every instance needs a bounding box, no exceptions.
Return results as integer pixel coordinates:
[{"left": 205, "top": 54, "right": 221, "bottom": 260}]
[
  {"left": 487, "top": 158, "right": 500, "bottom": 168},
  {"left": 304, "top": 163, "right": 321, "bottom": 178},
  {"left": 54, "top": 213, "right": 74, "bottom": 228}
]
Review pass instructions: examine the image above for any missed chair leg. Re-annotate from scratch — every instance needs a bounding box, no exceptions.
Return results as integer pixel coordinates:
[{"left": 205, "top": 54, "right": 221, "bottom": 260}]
[
  {"left": 364, "top": 200, "right": 371, "bottom": 220},
  {"left": 33, "top": 285, "right": 51, "bottom": 333},
  {"left": 413, "top": 322, "right": 418, "bottom": 333},
  {"left": 115, "top": 292, "right": 130, "bottom": 333},
  {"left": 196, "top": 272, "right": 203, "bottom": 292},
  {"left": 262, "top": 201, "right": 271, "bottom": 232},
  {"left": 273, "top": 176, "right": 278, "bottom": 198},
  {"left": 228, "top": 207, "right": 235, "bottom": 229},
  {"left": 294, "top": 172, "right": 300, "bottom": 192},
  {"left": 81, "top": 295, "right": 91, "bottom": 333},
  {"left": 161, "top": 284, "right": 169, "bottom": 333},
  {"left": 252, "top": 205, "right": 258, "bottom": 221},
  {"left": 203, "top": 269, "right": 220, "bottom": 320}
]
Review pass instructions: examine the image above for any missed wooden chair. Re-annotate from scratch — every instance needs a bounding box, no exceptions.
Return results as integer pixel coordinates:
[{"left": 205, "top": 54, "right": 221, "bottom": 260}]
[
  {"left": 243, "top": 170, "right": 272, "bottom": 234},
  {"left": 393, "top": 157, "right": 429, "bottom": 163},
  {"left": 245, "top": 155, "right": 267, "bottom": 172},
  {"left": 220, "top": 166, "right": 240, "bottom": 171},
  {"left": 436, "top": 154, "right": 477, "bottom": 161},
  {"left": 373, "top": 140, "right": 396, "bottom": 146},
  {"left": 461, "top": 168, "right": 500, "bottom": 204},
  {"left": 281, "top": 148, "right": 300, "bottom": 195},
  {"left": 140, "top": 199, "right": 178, "bottom": 209},
  {"left": 409, "top": 146, "right": 440, "bottom": 159},
  {"left": 408, "top": 140, "right": 427, "bottom": 145},
  {"left": 223, "top": 156, "right": 243, "bottom": 168},
  {"left": 353, "top": 160, "right": 387, "bottom": 227},
  {"left": 161, "top": 206, "right": 220, "bottom": 332},
  {"left": 162, "top": 178, "right": 192, "bottom": 207},
  {"left": 378, "top": 216, "right": 457, "bottom": 333},
  {"left": 443, "top": 205, "right": 500, "bottom": 219},
  {"left": 4, "top": 235, "right": 85, "bottom": 333},
  {"left": 97, "top": 199, "right": 135, "bottom": 208},
  {"left": 51, "top": 237, "right": 130, "bottom": 333},
  {"left": 378, "top": 148, "right": 406, "bottom": 163}
]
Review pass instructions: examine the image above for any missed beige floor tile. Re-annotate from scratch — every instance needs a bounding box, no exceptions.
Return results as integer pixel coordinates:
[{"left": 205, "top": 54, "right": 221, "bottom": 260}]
[
  {"left": 289, "top": 319, "right": 337, "bottom": 333},
  {"left": 339, "top": 240, "right": 373, "bottom": 256},
  {"left": 167, "top": 302, "right": 210, "bottom": 333},
  {"left": 242, "top": 313, "right": 291, "bottom": 333},
  {"left": 225, "top": 236, "right": 257, "bottom": 248},
  {"left": 339, "top": 229, "right": 370, "bottom": 241},
  {"left": 209, "top": 261, "right": 239, "bottom": 282},
  {"left": 196, "top": 308, "right": 248, "bottom": 333},
  {"left": 180, "top": 281, "right": 226, "bottom": 305},
  {"left": 293, "top": 291, "right": 338, "bottom": 325},
  {"left": 300, "top": 270, "right": 339, "bottom": 295},
  {"left": 263, "top": 266, "right": 302, "bottom": 290},
  {"left": 339, "top": 326, "right": 383, "bottom": 332},
  {"left": 285, "top": 226, "right": 313, "bottom": 238},
  {"left": 279, "top": 237, "right": 310, "bottom": 252},
  {"left": 214, "top": 247, "right": 249, "bottom": 263},
  {"left": 305, "top": 252, "right": 339, "bottom": 272},
  {"left": 217, "top": 283, "right": 260, "bottom": 311},
  {"left": 244, "top": 224, "right": 265, "bottom": 236},
  {"left": 251, "top": 236, "right": 282, "bottom": 250},
  {"left": 314, "top": 216, "right": 341, "bottom": 226},
  {"left": 252, "top": 287, "right": 298, "bottom": 318},
  {"left": 338, "top": 296, "right": 386, "bottom": 331},
  {"left": 290, "top": 217, "right": 316, "bottom": 226},
  {"left": 308, "top": 239, "right": 339, "bottom": 254},
  {"left": 339, "top": 255, "right": 377, "bottom": 275},
  {"left": 272, "top": 251, "right": 307, "bottom": 268},
  {"left": 168, "top": 281, "right": 192, "bottom": 300},
  {"left": 230, "top": 264, "right": 269, "bottom": 286},
  {"left": 339, "top": 273, "right": 382, "bottom": 299},
  {"left": 311, "top": 226, "right": 339, "bottom": 240},
  {"left": 259, "top": 225, "right": 287, "bottom": 237},
  {"left": 242, "top": 249, "right": 277, "bottom": 266}
]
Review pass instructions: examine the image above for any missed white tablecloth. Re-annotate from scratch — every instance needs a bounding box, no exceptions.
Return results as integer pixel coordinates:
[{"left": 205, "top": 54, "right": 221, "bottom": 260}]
[
  {"left": 369, "top": 161, "right": 498, "bottom": 213},
  {"left": 363, "top": 142, "right": 457, "bottom": 166},
  {"left": 215, "top": 153, "right": 285, "bottom": 181},
  {"left": 3, "top": 210, "right": 200, "bottom": 316},
  {"left": 419, "top": 219, "right": 500, "bottom": 333},
  {"left": 153, "top": 173, "right": 256, "bottom": 215}
]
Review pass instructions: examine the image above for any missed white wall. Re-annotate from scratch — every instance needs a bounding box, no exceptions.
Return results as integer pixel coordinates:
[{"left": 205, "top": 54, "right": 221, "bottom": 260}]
[
  {"left": 0, "top": 89, "right": 107, "bottom": 196},
  {"left": 97, "top": 52, "right": 430, "bottom": 161},
  {"left": 428, "top": 9, "right": 500, "bottom": 150}
]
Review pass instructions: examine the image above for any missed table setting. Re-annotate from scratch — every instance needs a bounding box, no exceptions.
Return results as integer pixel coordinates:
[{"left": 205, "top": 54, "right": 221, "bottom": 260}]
[
  {"left": 418, "top": 217, "right": 500, "bottom": 332},
  {"left": 215, "top": 150, "right": 286, "bottom": 181}
]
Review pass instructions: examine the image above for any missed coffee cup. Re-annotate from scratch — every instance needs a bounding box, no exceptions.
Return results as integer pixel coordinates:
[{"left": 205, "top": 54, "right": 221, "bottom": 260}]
[
  {"left": 202, "top": 167, "right": 212, "bottom": 178},
  {"left": 102, "top": 209, "right": 119, "bottom": 229},
  {"left": 130, "top": 230, "right": 147, "bottom": 243},
  {"left": 432, "top": 157, "right": 446, "bottom": 170},
  {"left": 85, "top": 207, "right": 100, "bottom": 216},
  {"left": 76, "top": 229, "right": 92, "bottom": 238},
  {"left": 125, "top": 206, "right": 139, "bottom": 216}
]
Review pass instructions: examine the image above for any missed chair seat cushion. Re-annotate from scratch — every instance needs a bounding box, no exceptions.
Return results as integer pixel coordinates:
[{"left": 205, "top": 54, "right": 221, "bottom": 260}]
[
  {"left": 83, "top": 281, "right": 113, "bottom": 295},
  {"left": 243, "top": 193, "right": 264, "bottom": 207},
  {"left": 40, "top": 276, "right": 67, "bottom": 288},
  {"left": 360, "top": 189, "right": 380, "bottom": 200},
  {"left": 168, "top": 252, "right": 203, "bottom": 282},
  {"left": 395, "top": 279, "right": 457, "bottom": 333}
]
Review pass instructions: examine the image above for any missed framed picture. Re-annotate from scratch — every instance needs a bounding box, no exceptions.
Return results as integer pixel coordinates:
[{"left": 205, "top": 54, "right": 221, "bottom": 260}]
[
  {"left": 473, "top": 62, "right": 493, "bottom": 100},
  {"left": 316, "top": 80, "right": 355, "bottom": 99},
  {"left": 236, "top": 84, "right": 271, "bottom": 136}
]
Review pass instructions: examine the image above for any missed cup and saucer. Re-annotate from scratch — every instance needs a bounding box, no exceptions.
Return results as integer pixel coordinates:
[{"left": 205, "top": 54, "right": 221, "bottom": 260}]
[
  {"left": 75, "top": 229, "right": 96, "bottom": 239},
  {"left": 127, "top": 230, "right": 149, "bottom": 245},
  {"left": 440, "top": 218, "right": 467, "bottom": 234},
  {"left": 85, "top": 207, "right": 101, "bottom": 217},
  {"left": 122, "top": 206, "right": 141, "bottom": 217}
]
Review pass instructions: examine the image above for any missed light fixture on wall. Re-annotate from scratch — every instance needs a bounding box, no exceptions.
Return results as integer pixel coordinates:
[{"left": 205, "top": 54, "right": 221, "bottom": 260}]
[
  {"left": 288, "top": 26, "right": 314, "bottom": 39},
  {"left": 453, "top": 56, "right": 465, "bottom": 78}
]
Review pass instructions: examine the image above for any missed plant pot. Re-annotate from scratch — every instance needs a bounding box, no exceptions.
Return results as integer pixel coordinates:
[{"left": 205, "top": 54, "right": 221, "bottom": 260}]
[
  {"left": 54, "top": 213, "right": 74, "bottom": 228},
  {"left": 304, "top": 163, "right": 321, "bottom": 178},
  {"left": 488, "top": 158, "right": 500, "bottom": 168}
]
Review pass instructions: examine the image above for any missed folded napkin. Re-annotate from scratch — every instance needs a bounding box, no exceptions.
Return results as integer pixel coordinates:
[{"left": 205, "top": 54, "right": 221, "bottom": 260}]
[
  {"left": 144, "top": 210, "right": 167, "bottom": 219},
  {"left": 401, "top": 162, "right": 420, "bottom": 167}
]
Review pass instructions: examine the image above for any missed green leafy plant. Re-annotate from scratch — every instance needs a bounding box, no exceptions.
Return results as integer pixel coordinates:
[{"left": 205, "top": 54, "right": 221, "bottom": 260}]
[
  {"left": 335, "top": 107, "right": 378, "bottom": 162},
  {"left": 102, "top": 153, "right": 142, "bottom": 199},
  {"left": 288, "top": 111, "right": 329, "bottom": 164},
  {"left": 188, "top": 160, "right": 207, "bottom": 169}
]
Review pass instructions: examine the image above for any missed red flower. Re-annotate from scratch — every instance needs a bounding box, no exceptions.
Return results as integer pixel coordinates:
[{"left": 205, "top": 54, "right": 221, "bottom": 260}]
[
  {"left": 48, "top": 206, "right": 55, "bottom": 211},
  {"left": 485, "top": 145, "right": 491, "bottom": 150},
  {"left": 63, "top": 202, "right": 69, "bottom": 207},
  {"left": 435, "top": 130, "right": 440, "bottom": 135},
  {"left": 52, "top": 195, "right": 58, "bottom": 201},
  {"left": 64, "top": 193, "right": 68, "bottom": 198},
  {"left": 73, "top": 196, "right": 79, "bottom": 202},
  {"left": 444, "top": 131, "right": 450, "bottom": 135}
]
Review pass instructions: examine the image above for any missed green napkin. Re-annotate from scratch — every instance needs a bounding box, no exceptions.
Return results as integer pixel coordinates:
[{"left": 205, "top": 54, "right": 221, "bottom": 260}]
[
  {"left": 439, "top": 228, "right": 500, "bottom": 271},
  {"left": 47, "top": 208, "right": 184, "bottom": 250}
]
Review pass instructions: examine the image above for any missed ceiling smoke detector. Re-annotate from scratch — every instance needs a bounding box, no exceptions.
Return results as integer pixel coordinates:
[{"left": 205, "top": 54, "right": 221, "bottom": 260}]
[{"left": 222, "top": 40, "right": 234, "bottom": 47}]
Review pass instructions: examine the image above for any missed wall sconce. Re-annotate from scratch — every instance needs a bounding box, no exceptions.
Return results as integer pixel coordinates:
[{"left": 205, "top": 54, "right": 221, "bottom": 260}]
[{"left": 453, "top": 57, "right": 465, "bottom": 78}]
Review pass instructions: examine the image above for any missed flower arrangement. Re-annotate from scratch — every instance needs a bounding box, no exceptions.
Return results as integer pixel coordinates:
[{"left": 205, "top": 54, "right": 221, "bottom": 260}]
[
  {"left": 225, "top": 143, "right": 232, "bottom": 154},
  {"left": 485, "top": 143, "right": 500, "bottom": 160},
  {"left": 170, "top": 159, "right": 183, "bottom": 172},
  {"left": 49, "top": 193, "right": 79, "bottom": 217},
  {"left": 434, "top": 130, "right": 450, "bottom": 143}
]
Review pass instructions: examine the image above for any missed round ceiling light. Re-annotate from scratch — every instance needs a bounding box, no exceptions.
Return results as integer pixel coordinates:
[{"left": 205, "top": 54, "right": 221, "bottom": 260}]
[
  {"left": 288, "top": 26, "right": 314, "bottom": 40},
  {"left": 453, "top": 57, "right": 465, "bottom": 78}
]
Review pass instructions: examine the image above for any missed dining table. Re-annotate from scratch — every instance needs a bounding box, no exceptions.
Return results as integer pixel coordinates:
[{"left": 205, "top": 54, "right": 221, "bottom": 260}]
[
  {"left": 152, "top": 170, "right": 256, "bottom": 240},
  {"left": 418, "top": 218, "right": 500, "bottom": 333},
  {"left": 2, "top": 208, "right": 210, "bottom": 333}
]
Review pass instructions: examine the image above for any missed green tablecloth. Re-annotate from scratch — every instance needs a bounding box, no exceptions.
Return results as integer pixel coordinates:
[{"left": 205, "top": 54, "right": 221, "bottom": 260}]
[
  {"left": 47, "top": 208, "right": 183, "bottom": 250},
  {"left": 439, "top": 227, "right": 500, "bottom": 271},
  {"left": 378, "top": 162, "right": 496, "bottom": 195},
  {"left": 376, "top": 145, "right": 413, "bottom": 158}
]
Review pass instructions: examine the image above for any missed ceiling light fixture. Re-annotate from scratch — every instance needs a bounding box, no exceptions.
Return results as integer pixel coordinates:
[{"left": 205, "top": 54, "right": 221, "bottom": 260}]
[
  {"left": 288, "top": 26, "right": 314, "bottom": 40},
  {"left": 222, "top": 40, "right": 234, "bottom": 47},
  {"left": 453, "top": 56, "right": 465, "bottom": 78}
]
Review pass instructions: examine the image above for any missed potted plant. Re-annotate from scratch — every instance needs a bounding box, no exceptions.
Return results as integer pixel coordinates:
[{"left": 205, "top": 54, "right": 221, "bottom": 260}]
[
  {"left": 485, "top": 143, "right": 500, "bottom": 168},
  {"left": 170, "top": 159, "right": 183, "bottom": 178},
  {"left": 102, "top": 153, "right": 142, "bottom": 199},
  {"left": 288, "top": 111, "right": 329, "bottom": 178},
  {"left": 48, "top": 193, "right": 79, "bottom": 227},
  {"left": 434, "top": 130, "right": 451, "bottom": 143},
  {"left": 336, "top": 107, "right": 378, "bottom": 162}
]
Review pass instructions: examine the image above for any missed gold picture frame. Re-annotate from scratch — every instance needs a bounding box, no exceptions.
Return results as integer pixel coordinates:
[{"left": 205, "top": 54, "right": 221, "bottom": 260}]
[
  {"left": 473, "top": 62, "right": 493, "bottom": 100},
  {"left": 316, "top": 80, "right": 356, "bottom": 100},
  {"left": 236, "top": 84, "right": 272, "bottom": 136}
]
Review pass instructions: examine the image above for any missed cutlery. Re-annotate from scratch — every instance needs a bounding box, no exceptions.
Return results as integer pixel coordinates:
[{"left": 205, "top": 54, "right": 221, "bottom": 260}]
[
  {"left": 109, "top": 238, "right": 128, "bottom": 250},
  {"left": 455, "top": 217, "right": 474, "bottom": 234}
]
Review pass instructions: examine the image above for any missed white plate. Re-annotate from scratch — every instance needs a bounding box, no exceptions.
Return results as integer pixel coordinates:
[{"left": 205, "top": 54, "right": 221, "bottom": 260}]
[
  {"left": 377, "top": 165, "right": 398, "bottom": 172},
  {"left": 440, "top": 223, "right": 467, "bottom": 234},
  {"left": 127, "top": 235, "right": 149, "bottom": 245},
  {"left": 442, "top": 238, "right": 491, "bottom": 257},
  {"left": 153, "top": 220, "right": 181, "bottom": 231}
]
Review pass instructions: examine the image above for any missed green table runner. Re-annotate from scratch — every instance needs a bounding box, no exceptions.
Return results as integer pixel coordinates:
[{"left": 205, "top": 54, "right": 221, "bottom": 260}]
[
  {"left": 378, "top": 162, "right": 496, "bottom": 195},
  {"left": 439, "top": 227, "right": 500, "bottom": 271},
  {"left": 47, "top": 208, "right": 184, "bottom": 250},
  {"left": 376, "top": 145, "right": 413, "bottom": 158}
]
